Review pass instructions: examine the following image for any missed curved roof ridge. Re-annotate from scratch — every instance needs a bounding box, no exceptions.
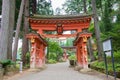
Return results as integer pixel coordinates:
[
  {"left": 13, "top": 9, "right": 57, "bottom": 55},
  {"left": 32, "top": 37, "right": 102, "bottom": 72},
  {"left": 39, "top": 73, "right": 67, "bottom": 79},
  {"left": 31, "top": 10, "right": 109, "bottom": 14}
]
[{"left": 30, "top": 13, "right": 92, "bottom": 19}]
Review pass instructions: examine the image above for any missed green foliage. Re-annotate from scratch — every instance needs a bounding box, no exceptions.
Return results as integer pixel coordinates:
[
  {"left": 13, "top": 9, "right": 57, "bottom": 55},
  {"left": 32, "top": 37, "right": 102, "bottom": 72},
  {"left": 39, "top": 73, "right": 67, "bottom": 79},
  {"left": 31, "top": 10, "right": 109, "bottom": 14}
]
[
  {"left": 26, "top": 52, "right": 30, "bottom": 67},
  {"left": 0, "top": 60, "right": 15, "bottom": 68},
  {"left": 62, "top": 0, "right": 92, "bottom": 14},
  {"left": 62, "top": 0, "right": 83, "bottom": 14},
  {"left": 48, "top": 53, "right": 57, "bottom": 64},
  {"left": 68, "top": 54, "right": 76, "bottom": 60},
  {"left": 36, "top": 0, "right": 53, "bottom": 15},
  {"left": 96, "top": 0, "right": 103, "bottom": 9},
  {"left": 93, "top": 51, "right": 98, "bottom": 59},
  {"left": 48, "top": 40, "right": 63, "bottom": 54},
  {"left": 49, "top": 53, "right": 57, "bottom": 60},
  {"left": 88, "top": 23, "right": 96, "bottom": 37},
  {"left": 65, "top": 38, "right": 75, "bottom": 47},
  {"left": 92, "top": 61, "right": 105, "bottom": 69},
  {"left": 113, "top": 51, "right": 120, "bottom": 62},
  {"left": 48, "top": 59, "right": 57, "bottom": 64},
  {"left": 47, "top": 40, "right": 63, "bottom": 60},
  {"left": 58, "top": 58, "right": 66, "bottom": 62},
  {"left": 101, "top": 0, "right": 113, "bottom": 33},
  {"left": 66, "top": 50, "right": 74, "bottom": 55},
  {"left": 101, "top": 22, "right": 120, "bottom": 50},
  {"left": 109, "top": 24, "right": 120, "bottom": 50},
  {"left": 91, "top": 50, "right": 120, "bottom": 72}
]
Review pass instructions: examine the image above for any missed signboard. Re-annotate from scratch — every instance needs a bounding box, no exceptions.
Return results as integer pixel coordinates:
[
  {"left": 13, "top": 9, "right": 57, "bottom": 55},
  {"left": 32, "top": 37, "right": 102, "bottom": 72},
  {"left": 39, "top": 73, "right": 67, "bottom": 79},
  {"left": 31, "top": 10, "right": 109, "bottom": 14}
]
[
  {"left": 105, "top": 51, "right": 111, "bottom": 57},
  {"left": 103, "top": 39, "right": 112, "bottom": 51},
  {"left": 102, "top": 38, "right": 116, "bottom": 80}
]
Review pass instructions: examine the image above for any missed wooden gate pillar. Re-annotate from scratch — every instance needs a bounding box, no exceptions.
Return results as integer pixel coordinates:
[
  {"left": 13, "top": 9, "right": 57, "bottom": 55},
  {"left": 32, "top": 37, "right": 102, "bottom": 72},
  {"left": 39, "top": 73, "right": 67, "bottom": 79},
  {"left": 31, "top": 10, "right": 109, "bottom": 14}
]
[
  {"left": 26, "top": 33, "right": 47, "bottom": 69},
  {"left": 43, "top": 45, "right": 46, "bottom": 65},
  {"left": 30, "top": 41, "right": 36, "bottom": 68},
  {"left": 74, "top": 32, "right": 91, "bottom": 69},
  {"left": 81, "top": 36, "right": 88, "bottom": 69},
  {"left": 39, "top": 44, "right": 46, "bottom": 67},
  {"left": 76, "top": 42, "right": 83, "bottom": 67}
]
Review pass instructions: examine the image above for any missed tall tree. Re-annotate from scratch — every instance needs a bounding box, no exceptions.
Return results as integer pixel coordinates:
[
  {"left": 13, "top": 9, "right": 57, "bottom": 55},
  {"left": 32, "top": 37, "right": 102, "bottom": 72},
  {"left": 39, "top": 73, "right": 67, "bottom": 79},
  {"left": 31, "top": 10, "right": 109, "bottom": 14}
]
[
  {"left": 63, "top": 0, "right": 83, "bottom": 14},
  {"left": 102, "top": 0, "right": 112, "bottom": 32},
  {"left": 91, "top": 0, "right": 103, "bottom": 60},
  {"left": 0, "top": 0, "right": 2, "bottom": 15},
  {"left": 29, "top": 0, "right": 37, "bottom": 14},
  {"left": 106, "top": 3, "right": 120, "bottom": 50},
  {"left": 96, "top": 0, "right": 103, "bottom": 16},
  {"left": 7, "top": 0, "right": 15, "bottom": 59},
  {"left": 83, "top": 0, "right": 87, "bottom": 13},
  {"left": 32, "top": 0, "right": 37, "bottom": 14},
  {"left": 22, "top": 0, "right": 29, "bottom": 65},
  {"left": 55, "top": 7, "right": 61, "bottom": 15},
  {"left": 0, "top": 0, "right": 15, "bottom": 60},
  {"left": 13, "top": 0, "right": 25, "bottom": 61},
  {"left": 36, "top": 0, "right": 53, "bottom": 15}
]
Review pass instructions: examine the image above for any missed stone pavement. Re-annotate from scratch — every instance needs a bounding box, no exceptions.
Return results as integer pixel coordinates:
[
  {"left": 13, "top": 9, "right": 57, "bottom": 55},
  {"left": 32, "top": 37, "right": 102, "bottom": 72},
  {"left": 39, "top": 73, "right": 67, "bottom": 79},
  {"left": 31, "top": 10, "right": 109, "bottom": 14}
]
[{"left": 4, "top": 61, "right": 119, "bottom": 80}]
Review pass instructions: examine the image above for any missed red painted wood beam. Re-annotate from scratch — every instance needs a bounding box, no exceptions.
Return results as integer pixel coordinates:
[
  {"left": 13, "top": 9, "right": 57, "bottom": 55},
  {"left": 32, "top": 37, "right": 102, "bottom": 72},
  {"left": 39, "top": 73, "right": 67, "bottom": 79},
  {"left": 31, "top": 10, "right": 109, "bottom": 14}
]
[
  {"left": 30, "top": 23, "right": 90, "bottom": 32},
  {"left": 41, "top": 34, "right": 77, "bottom": 38}
]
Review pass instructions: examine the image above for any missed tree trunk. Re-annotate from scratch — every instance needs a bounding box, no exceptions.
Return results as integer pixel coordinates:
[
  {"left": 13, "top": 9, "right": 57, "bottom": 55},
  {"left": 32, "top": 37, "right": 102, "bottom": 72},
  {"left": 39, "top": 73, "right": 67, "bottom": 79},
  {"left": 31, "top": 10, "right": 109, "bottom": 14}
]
[
  {"left": 0, "top": 0, "right": 15, "bottom": 61},
  {"left": 12, "top": 0, "right": 25, "bottom": 62},
  {"left": 91, "top": 0, "right": 103, "bottom": 60},
  {"left": 83, "top": 0, "right": 87, "bottom": 13},
  {"left": 22, "top": 0, "right": 29, "bottom": 65},
  {"left": 7, "top": 1, "right": 15, "bottom": 59},
  {"left": 87, "top": 37, "right": 95, "bottom": 61},
  {"left": 32, "top": 0, "right": 37, "bottom": 14}
]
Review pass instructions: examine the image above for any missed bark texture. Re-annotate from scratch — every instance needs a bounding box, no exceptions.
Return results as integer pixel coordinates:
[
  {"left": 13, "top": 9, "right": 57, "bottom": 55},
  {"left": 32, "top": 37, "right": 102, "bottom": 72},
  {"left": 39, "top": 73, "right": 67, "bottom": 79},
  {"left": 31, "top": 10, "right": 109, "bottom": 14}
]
[
  {"left": 7, "top": 0, "right": 15, "bottom": 59},
  {"left": 0, "top": 0, "right": 15, "bottom": 60},
  {"left": 22, "top": 0, "right": 29, "bottom": 65},
  {"left": 13, "top": 0, "right": 25, "bottom": 61},
  {"left": 87, "top": 37, "right": 95, "bottom": 61},
  {"left": 91, "top": 0, "right": 103, "bottom": 60},
  {"left": 83, "top": 0, "right": 87, "bottom": 13}
]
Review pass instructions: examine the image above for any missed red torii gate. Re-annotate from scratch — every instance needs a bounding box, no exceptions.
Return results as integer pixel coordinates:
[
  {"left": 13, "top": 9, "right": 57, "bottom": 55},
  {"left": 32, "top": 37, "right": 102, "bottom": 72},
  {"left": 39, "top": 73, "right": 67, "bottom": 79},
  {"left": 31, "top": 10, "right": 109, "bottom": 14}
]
[{"left": 27, "top": 14, "right": 92, "bottom": 69}]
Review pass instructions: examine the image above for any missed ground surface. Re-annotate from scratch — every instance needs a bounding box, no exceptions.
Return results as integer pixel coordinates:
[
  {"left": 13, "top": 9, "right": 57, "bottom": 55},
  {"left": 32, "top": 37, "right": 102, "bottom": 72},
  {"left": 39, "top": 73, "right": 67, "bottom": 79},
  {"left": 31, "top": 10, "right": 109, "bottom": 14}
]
[{"left": 4, "top": 61, "right": 120, "bottom": 80}]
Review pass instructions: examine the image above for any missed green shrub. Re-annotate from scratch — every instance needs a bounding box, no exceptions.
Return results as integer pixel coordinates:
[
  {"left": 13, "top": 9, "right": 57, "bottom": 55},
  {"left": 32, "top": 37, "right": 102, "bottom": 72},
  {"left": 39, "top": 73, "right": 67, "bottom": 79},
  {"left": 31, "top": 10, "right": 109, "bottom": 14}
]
[
  {"left": 114, "top": 51, "right": 120, "bottom": 62},
  {"left": 49, "top": 53, "right": 57, "bottom": 60},
  {"left": 58, "top": 58, "right": 66, "bottom": 62},
  {"left": 93, "top": 51, "right": 98, "bottom": 59},
  {"left": 68, "top": 55, "right": 76, "bottom": 60},
  {"left": 26, "top": 52, "right": 30, "bottom": 66},
  {"left": 1, "top": 60, "right": 15, "bottom": 68},
  {"left": 91, "top": 51, "right": 120, "bottom": 78},
  {"left": 48, "top": 59, "right": 57, "bottom": 64},
  {"left": 91, "top": 60, "right": 120, "bottom": 72}
]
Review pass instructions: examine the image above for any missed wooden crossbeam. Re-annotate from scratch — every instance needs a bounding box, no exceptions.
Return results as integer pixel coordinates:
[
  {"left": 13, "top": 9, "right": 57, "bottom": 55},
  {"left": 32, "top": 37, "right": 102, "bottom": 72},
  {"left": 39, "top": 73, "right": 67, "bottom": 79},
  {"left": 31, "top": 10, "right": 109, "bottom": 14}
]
[{"left": 41, "top": 34, "right": 77, "bottom": 38}]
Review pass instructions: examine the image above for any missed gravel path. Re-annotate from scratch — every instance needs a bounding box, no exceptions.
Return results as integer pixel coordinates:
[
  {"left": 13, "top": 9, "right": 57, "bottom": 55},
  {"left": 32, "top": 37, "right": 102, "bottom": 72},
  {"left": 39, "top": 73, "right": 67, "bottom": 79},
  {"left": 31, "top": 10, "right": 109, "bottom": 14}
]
[{"left": 4, "top": 61, "right": 118, "bottom": 80}]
